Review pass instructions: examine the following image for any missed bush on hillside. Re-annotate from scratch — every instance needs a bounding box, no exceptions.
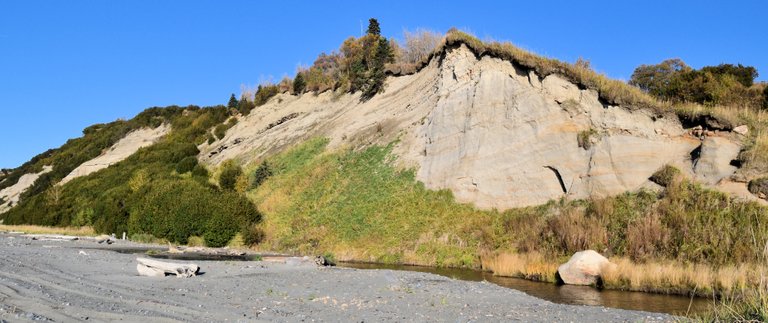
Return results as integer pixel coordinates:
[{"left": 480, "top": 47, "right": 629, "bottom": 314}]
[
  {"left": 254, "top": 84, "right": 280, "bottom": 106},
  {"left": 175, "top": 156, "right": 198, "bottom": 174},
  {"left": 649, "top": 165, "right": 680, "bottom": 187},
  {"left": 242, "top": 223, "right": 266, "bottom": 246},
  {"left": 218, "top": 160, "right": 242, "bottom": 190},
  {"left": 293, "top": 72, "right": 306, "bottom": 94},
  {"left": 237, "top": 97, "right": 255, "bottom": 115},
  {"left": 630, "top": 59, "right": 763, "bottom": 108},
  {"left": 250, "top": 160, "right": 273, "bottom": 189},
  {"left": 191, "top": 164, "right": 209, "bottom": 178},
  {"left": 213, "top": 124, "right": 228, "bottom": 140},
  {"left": 129, "top": 178, "right": 260, "bottom": 246}
]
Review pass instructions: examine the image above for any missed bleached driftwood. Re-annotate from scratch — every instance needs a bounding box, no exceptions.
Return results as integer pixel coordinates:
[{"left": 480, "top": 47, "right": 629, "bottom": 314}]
[
  {"left": 23, "top": 234, "right": 79, "bottom": 241},
  {"left": 136, "top": 258, "right": 200, "bottom": 278}
]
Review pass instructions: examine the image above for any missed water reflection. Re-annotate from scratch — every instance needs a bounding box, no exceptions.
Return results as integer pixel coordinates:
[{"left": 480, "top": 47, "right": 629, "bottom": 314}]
[{"left": 342, "top": 262, "right": 711, "bottom": 316}]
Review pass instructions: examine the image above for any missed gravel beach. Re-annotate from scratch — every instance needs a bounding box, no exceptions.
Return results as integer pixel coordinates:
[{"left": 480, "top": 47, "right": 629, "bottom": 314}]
[{"left": 0, "top": 233, "right": 674, "bottom": 322}]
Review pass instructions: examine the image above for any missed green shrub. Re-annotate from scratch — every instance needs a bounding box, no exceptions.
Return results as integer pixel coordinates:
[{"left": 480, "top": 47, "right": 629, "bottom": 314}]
[
  {"left": 293, "top": 73, "right": 306, "bottom": 94},
  {"left": 250, "top": 161, "right": 273, "bottom": 189},
  {"left": 218, "top": 161, "right": 242, "bottom": 190},
  {"left": 242, "top": 223, "right": 265, "bottom": 246},
  {"left": 191, "top": 165, "right": 209, "bottom": 178},
  {"left": 92, "top": 186, "right": 133, "bottom": 235},
  {"left": 254, "top": 84, "right": 280, "bottom": 106},
  {"left": 214, "top": 124, "right": 228, "bottom": 140},
  {"left": 576, "top": 128, "right": 597, "bottom": 150},
  {"left": 129, "top": 178, "right": 259, "bottom": 246},
  {"left": 175, "top": 156, "right": 198, "bottom": 174},
  {"left": 237, "top": 97, "right": 255, "bottom": 115},
  {"left": 649, "top": 165, "right": 680, "bottom": 187}
]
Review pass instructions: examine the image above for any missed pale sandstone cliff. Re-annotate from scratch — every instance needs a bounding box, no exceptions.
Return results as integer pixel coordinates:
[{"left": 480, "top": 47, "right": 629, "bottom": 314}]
[
  {"left": 59, "top": 124, "right": 170, "bottom": 185},
  {"left": 199, "top": 44, "right": 748, "bottom": 209},
  {"left": 0, "top": 165, "right": 52, "bottom": 213}
]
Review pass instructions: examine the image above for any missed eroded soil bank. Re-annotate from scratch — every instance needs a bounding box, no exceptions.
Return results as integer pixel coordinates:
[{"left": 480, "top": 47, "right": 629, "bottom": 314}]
[{"left": 0, "top": 233, "right": 674, "bottom": 322}]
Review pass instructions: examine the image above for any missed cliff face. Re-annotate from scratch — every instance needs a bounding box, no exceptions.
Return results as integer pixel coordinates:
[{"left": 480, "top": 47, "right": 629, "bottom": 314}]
[{"left": 200, "top": 44, "right": 746, "bottom": 209}]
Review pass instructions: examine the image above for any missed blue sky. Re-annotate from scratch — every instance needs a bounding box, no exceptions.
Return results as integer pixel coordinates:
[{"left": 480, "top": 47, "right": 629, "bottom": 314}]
[{"left": 1, "top": 1, "right": 766, "bottom": 168}]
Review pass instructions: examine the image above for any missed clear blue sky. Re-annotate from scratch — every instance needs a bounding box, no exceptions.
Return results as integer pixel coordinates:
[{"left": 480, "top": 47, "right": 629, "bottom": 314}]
[{"left": 1, "top": 1, "right": 766, "bottom": 168}]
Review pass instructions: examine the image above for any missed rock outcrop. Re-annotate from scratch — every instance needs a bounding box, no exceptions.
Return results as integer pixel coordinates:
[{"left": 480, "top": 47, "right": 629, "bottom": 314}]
[
  {"left": 198, "top": 44, "right": 744, "bottom": 210},
  {"left": 557, "top": 250, "right": 613, "bottom": 286},
  {"left": 0, "top": 165, "right": 52, "bottom": 213}
]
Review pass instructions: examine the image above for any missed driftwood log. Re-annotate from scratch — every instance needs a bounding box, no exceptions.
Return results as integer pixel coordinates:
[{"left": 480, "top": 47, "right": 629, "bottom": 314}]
[{"left": 136, "top": 258, "right": 200, "bottom": 278}]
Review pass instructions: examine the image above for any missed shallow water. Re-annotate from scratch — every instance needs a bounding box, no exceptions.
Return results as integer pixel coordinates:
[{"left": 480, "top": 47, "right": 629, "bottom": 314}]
[
  {"left": 342, "top": 262, "right": 712, "bottom": 316},
  {"left": 105, "top": 246, "right": 711, "bottom": 316}
]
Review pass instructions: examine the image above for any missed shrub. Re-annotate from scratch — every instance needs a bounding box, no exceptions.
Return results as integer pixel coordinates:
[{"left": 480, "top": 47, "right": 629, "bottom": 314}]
[
  {"left": 626, "top": 212, "right": 670, "bottom": 261},
  {"left": 250, "top": 160, "right": 272, "bottom": 189},
  {"left": 254, "top": 84, "right": 280, "bottom": 106},
  {"left": 191, "top": 165, "right": 209, "bottom": 178},
  {"left": 546, "top": 207, "right": 607, "bottom": 254},
  {"left": 175, "top": 156, "right": 198, "bottom": 174},
  {"left": 214, "top": 124, "right": 228, "bottom": 140},
  {"left": 576, "top": 128, "right": 597, "bottom": 150},
  {"left": 394, "top": 29, "right": 442, "bottom": 70},
  {"left": 242, "top": 223, "right": 265, "bottom": 246},
  {"left": 218, "top": 161, "right": 242, "bottom": 190},
  {"left": 748, "top": 177, "right": 768, "bottom": 197},
  {"left": 293, "top": 72, "right": 306, "bottom": 94},
  {"left": 129, "top": 178, "right": 260, "bottom": 246},
  {"left": 649, "top": 165, "right": 680, "bottom": 187},
  {"left": 629, "top": 59, "right": 690, "bottom": 98},
  {"left": 237, "top": 97, "right": 255, "bottom": 115}
]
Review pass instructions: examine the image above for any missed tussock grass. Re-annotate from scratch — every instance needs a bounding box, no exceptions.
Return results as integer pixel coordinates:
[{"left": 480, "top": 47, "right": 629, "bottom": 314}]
[
  {"left": 0, "top": 224, "right": 96, "bottom": 236},
  {"left": 481, "top": 252, "right": 560, "bottom": 283},
  {"left": 602, "top": 258, "right": 764, "bottom": 297}
]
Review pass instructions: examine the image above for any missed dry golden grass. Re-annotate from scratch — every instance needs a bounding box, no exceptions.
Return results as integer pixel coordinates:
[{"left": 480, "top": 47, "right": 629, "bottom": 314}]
[
  {"left": 481, "top": 252, "right": 560, "bottom": 283},
  {"left": 481, "top": 251, "right": 765, "bottom": 298},
  {"left": 601, "top": 257, "right": 765, "bottom": 297},
  {"left": 0, "top": 224, "right": 96, "bottom": 236}
]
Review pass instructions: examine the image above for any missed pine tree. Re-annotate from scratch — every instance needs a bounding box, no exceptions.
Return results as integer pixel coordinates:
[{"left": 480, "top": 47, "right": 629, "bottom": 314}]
[
  {"left": 293, "top": 73, "right": 306, "bottom": 94},
  {"left": 227, "top": 93, "right": 238, "bottom": 109},
  {"left": 362, "top": 37, "right": 394, "bottom": 100},
  {"left": 366, "top": 18, "right": 381, "bottom": 36}
]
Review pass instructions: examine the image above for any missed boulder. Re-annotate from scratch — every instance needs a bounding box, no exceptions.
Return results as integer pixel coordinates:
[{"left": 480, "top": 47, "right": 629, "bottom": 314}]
[
  {"left": 694, "top": 137, "right": 741, "bottom": 185},
  {"left": 733, "top": 125, "right": 749, "bottom": 135},
  {"left": 557, "top": 250, "right": 612, "bottom": 286}
]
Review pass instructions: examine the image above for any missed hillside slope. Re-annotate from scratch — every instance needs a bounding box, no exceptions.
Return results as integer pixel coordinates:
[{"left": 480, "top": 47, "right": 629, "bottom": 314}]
[{"left": 201, "top": 44, "right": 751, "bottom": 209}]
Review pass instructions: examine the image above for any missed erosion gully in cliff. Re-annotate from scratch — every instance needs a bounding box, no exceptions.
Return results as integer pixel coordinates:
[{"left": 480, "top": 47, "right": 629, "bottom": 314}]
[{"left": 199, "top": 43, "right": 750, "bottom": 210}]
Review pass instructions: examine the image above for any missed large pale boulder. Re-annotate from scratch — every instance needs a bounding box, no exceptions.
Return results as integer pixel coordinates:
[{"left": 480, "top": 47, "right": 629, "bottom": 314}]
[
  {"left": 557, "top": 250, "right": 612, "bottom": 286},
  {"left": 694, "top": 136, "right": 741, "bottom": 185}
]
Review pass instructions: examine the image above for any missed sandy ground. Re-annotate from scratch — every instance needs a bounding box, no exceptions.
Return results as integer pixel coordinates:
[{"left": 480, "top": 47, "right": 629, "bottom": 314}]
[{"left": 0, "top": 233, "right": 674, "bottom": 322}]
